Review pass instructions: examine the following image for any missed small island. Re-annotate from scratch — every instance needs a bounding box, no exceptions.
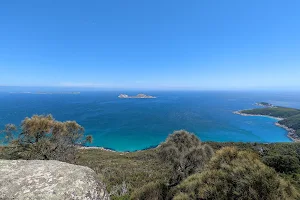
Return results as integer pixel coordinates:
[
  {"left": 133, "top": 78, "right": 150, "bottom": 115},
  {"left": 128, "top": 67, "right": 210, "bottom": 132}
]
[
  {"left": 234, "top": 103, "right": 300, "bottom": 142},
  {"left": 118, "top": 94, "right": 156, "bottom": 99}
]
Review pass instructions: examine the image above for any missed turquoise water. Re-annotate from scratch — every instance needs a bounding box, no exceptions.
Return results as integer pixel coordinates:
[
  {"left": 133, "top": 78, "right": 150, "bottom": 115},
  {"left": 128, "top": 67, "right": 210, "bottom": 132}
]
[{"left": 0, "top": 91, "right": 299, "bottom": 151}]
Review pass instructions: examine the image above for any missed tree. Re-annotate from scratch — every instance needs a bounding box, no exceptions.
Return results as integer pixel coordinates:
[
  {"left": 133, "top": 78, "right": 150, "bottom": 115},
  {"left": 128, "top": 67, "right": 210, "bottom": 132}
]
[
  {"left": 158, "top": 130, "right": 214, "bottom": 186},
  {"left": 174, "top": 147, "right": 299, "bottom": 200},
  {"left": 263, "top": 155, "right": 300, "bottom": 174},
  {"left": 0, "top": 124, "right": 17, "bottom": 143},
  {"left": 0, "top": 115, "right": 92, "bottom": 163}
]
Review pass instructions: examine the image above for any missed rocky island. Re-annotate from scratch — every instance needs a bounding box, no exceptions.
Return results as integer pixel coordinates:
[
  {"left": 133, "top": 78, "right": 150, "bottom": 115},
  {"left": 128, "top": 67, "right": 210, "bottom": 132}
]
[
  {"left": 118, "top": 94, "right": 156, "bottom": 99},
  {"left": 234, "top": 103, "right": 300, "bottom": 142}
]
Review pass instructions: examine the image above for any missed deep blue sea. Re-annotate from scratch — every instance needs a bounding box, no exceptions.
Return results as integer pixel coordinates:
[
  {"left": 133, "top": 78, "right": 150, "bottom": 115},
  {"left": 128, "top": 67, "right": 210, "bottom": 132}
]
[{"left": 1, "top": 91, "right": 300, "bottom": 151}]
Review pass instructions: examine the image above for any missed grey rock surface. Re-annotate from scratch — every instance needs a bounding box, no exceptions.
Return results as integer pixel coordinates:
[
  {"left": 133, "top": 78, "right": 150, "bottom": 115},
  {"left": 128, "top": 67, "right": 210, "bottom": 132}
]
[{"left": 0, "top": 160, "right": 110, "bottom": 200}]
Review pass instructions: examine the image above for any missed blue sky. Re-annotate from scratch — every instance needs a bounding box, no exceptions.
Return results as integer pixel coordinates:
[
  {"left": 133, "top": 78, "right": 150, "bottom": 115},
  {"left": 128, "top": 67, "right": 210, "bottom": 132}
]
[{"left": 0, "top": 0, "right": 300, "bottom": 90}]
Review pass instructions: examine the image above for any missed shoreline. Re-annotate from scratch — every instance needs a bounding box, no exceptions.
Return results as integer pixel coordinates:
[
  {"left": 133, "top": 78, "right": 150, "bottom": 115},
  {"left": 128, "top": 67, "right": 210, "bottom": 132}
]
[
  {"left": 234, "top": 111, "right": 300, "bottom": 142},
  {"left": 233, "top": 111, "right": 284, "bottom": 120},
  {"left": 274, "top": 123, "right": 300, "bottom": 142},
  {"left": 79, "top": 146, "right": 118, "bottom": 152},
  {"left": 78, "top": 145, "right": 160, "bottom": 153},
  {"left": 79, "top": 111, "right": 300, "bottom": 152}
]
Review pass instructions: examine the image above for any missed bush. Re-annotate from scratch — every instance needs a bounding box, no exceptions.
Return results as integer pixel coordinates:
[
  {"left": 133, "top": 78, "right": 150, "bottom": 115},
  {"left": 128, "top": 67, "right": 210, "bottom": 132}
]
[
  {"left": 173, "top": 147, "right": 299, "bottom": 200},
  {"left": 158, "top": 130, "right": 214, "bottom": 186},
  {"left": 263, "top": 155, "right": 300, "bottom": 174},
  {"left": 0, "top": 115, "right": 92, "bottom": 163},
  {"left": 130, "top": 182, "right": 168, "bottom": 200}
]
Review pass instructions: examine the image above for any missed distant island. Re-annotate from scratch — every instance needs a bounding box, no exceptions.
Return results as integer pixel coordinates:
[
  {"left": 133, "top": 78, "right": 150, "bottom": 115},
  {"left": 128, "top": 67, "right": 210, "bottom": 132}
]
[
  {"left": 234, "top": 103, "right": 300, "bottom": 142},
  {"left": 118, "top": 94, "right": 156, "bottom": 99}
]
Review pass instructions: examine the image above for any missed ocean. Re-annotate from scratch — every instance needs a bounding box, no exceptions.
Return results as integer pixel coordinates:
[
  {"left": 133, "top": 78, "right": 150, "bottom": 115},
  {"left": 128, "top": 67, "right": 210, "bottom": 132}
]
[{"left": 0, "top": 91, "right": 300, "bottom": 151}]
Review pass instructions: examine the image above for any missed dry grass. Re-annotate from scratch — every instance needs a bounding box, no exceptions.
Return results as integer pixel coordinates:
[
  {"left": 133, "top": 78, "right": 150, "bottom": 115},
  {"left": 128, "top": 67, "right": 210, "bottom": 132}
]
[{"left": 76, "top": 148, "right": 171, "bottom": 197}]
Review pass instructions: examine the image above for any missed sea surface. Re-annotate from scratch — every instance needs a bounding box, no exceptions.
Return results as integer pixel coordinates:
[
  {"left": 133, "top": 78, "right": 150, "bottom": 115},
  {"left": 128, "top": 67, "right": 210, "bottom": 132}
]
[{"left": 1, "top": 91, "right": 300, "bottom": 151}]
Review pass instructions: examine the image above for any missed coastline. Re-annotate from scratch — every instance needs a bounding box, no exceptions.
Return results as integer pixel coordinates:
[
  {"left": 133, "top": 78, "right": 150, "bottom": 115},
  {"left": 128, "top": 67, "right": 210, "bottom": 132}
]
[
  {"left": 79, "top": 110, "right": 300, "bottom": 152},
  {"left": 234, "top": 111, "right": 300, "bottom": 142},
  {"left": 233, "top": 111, "right": 284, "bottom": 120},
  {"left": 79, "top": 146, "right": 118, "bottom": 152},
  {"left": 274, "top": 123, "right": 300, "bottom": 142},
  {"left": 78, "top": 145, "right": 159, "bottom": 153}
]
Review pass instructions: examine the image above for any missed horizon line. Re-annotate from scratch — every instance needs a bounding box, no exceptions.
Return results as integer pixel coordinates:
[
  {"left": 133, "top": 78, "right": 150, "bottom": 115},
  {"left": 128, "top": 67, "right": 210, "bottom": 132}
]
[{"left": 1, "top": 85, "right": 300, "bottom": 92}]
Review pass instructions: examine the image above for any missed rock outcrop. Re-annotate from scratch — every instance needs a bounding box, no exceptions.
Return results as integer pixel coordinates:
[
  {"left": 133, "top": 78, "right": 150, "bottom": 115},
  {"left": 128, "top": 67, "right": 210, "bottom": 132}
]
[{"left": 0, "top": 160, "right": 110, "bottom": 200}]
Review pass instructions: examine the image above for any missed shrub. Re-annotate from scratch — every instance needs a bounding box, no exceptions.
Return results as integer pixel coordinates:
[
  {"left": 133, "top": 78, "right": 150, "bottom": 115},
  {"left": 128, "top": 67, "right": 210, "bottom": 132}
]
[
  {"left": 158, "top": 130, "right": 214, "bottom": 186},
  {"left": 173, "top": 147, "right": 299, "bottom": 200},
  {"left": 130, "top": 181, "right": 168, "bottom": 200},
  {"left": 263, "top": 155, "right": 300, "bottom": 174},
  {"left": 0, "top": 115, "right": 92, "bottom": 163}
]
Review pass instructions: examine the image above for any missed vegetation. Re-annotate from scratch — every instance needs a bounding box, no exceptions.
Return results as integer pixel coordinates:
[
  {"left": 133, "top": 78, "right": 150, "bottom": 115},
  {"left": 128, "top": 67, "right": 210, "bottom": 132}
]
[
  {"left": 77, "top": 142, "right": 300, "bottom": 199},
  {"left": 76, "top": 148, "right": 170, "bottom": 199},
  {"left": 0, "top": 115, "right": 92, "bottom": 163},
  {"left": 129, "top": 130, "right": 214, "bottom": 200},
  {"left": 130, "top": 181, "right": 168, "bottom": 200},
  {"left": 2, "top": 116, "right": 300, "bottom": 199},
  {"left": 263, "top": 155, "right": 300, "bottom": 174},
  {"left": 241, "top": 106, "right": 300, "bottom": 118},
  {"left": 280, "top": 114, "right": 300, "bottom": 130},
  {"left": 158, "top": 130, "right": 214, "bottom": 186},
  {"left": 240, "top": 105, "right": 300, "bottom": 137},
  {"left": 173, "top": 147, "right": 299, "bottom": 200}
]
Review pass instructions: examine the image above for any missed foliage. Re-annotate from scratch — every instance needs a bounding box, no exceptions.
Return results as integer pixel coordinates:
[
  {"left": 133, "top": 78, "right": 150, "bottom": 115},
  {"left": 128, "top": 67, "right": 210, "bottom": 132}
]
[
  {"left": 0, "top": 115, "right": 92, "bottom": 163},
  {"left": 241, "top": 106, "right": 300, "bottom": 118},
  {"left": 3, "top": 135, "right": 300, "bottom": 198},
  {"left": 109, "top": 181, "right": 128, "bottom": 197},
  {"left": 130, "top": 181, "right": 168, "bottom": 200},
  {"left": 251, "top": 142, "right": 300, "bottom": 190},
  {"left": 0, "top": 124, "right": 17, "bottom": 143},
  {"left": 173, "top": 147, "right": 299, "bottom": 200},
  {"left": 111, "top": 195, "right": 130, "bottom": 200},
  {"left": 297, "top": 129, "right": 300, "bottom": 137},
  {"left": 263, "top": 155, "right": 300, "bottom": 174},
  {"left": 279, "top": 114, "right": 300, "bottom": 137},
  {"left": 158, "top": 130, "right": 214, "bottom": 186},
  {"left": 76, "top": 148, "right": 171, "bottom": 198},
  {"left": 2, "top": 117, "right": 300, "bottom": 199}
]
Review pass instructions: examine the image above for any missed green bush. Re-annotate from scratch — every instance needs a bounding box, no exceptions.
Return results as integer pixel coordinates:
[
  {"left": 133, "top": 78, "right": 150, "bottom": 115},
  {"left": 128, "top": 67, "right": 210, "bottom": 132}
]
[
  {"left": 173, "top": 147, "right": 299, "bottom": 200},
  {"left": 130, "top": 182, "right": 168, "bottom": 200},
  {"left": 158, "top": 130, "right": 214, "bottom": 186},
  {"left": 263, "top": 155, "right": 300, "bottom": 174},
  {"left": 0, "top": 115, "right": 92, "bottom": 163},
  {"left": 111, "top": 195, "right": 130, "bottom": 200}
]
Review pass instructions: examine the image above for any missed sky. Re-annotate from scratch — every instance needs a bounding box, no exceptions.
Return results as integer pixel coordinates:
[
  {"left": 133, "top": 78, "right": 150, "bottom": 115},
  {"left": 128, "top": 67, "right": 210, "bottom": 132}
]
[{"left": 0, "top": 0, "right": 300, "bottom": 90}]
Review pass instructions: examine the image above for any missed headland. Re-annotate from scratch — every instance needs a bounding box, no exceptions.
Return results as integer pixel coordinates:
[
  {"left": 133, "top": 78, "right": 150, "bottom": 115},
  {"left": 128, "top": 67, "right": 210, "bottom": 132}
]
[{"left": 234, "top": 103, "right": 300, "bottom": 142}]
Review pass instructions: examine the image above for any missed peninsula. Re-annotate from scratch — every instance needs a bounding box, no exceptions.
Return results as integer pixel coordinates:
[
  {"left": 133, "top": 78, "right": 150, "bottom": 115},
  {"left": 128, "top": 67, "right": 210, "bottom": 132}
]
[
  {"left": 234, "top": 103, "right": 300, "bottom": 141},
  {"left": 118, "top": 94, "right": 156, "bottom": 99}
]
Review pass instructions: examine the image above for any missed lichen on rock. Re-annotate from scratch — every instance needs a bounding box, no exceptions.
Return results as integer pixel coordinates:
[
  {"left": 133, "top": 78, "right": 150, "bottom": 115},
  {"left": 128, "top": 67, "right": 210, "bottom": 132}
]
[{"left": 0, "top": 160, "right": 110, "bottom": 200}]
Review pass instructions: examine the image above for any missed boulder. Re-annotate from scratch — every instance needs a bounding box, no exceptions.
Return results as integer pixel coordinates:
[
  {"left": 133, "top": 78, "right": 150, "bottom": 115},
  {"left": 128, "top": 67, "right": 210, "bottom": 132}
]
[{"left": 0, "top": 160, "right": 110, "bottom": 200}]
